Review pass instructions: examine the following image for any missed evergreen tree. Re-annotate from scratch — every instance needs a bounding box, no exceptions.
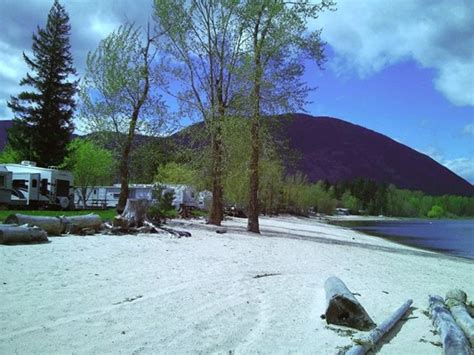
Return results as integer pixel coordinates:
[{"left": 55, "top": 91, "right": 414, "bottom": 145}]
[{"left": 7, "top": 0, "right": 77, "bottom": 167}]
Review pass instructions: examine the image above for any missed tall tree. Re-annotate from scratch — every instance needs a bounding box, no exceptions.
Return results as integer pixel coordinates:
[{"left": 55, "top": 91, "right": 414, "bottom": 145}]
[
  {"left": 241, "top": 0, "right": 334, "bottom": 233},
  {"left": 154, "top": 0, "right": 245, "bottom": 226},
  {"left": 7, "top": 0, "right": 77, "bottom": 167},
  {"left": 80, "top": 24, "right": 166, "bottom": 212}
]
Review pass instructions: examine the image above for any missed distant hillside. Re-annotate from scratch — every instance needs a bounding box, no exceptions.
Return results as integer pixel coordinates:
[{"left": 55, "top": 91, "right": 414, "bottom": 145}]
[
  {"left": 0, "top": 120, "right": 13, "bottom": 150},
  {"left": 1, "top": 115, "right": 472, "bottom": 196}
]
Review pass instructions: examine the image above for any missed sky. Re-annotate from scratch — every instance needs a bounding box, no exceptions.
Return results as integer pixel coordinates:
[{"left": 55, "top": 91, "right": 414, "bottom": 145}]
[{"left": 0, "top": 0, "right": 473, "bottom": 182}]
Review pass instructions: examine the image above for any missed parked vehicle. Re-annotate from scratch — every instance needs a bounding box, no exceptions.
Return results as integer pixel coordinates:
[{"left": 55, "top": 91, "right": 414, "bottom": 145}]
[
  {"left": 0, "top": 166, "right": 12, "bottom": 207},
  {"left": 1, "top": 161, "right": 74, "bottom": 209}
]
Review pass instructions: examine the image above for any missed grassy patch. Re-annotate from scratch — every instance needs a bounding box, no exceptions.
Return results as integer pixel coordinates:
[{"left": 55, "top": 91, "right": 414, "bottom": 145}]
[{"left": 0, "top": 209, "right": 117, "bottom": 223}]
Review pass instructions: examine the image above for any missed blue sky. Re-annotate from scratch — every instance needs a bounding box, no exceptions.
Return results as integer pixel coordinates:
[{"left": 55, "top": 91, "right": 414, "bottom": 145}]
[{"left": 0, "top": 0, "right": 473, "bottom": 182}]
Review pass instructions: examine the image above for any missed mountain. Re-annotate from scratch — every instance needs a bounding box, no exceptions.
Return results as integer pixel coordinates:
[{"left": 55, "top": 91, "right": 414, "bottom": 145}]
[
  {"left": 270, "top": 114, "right": 473, "bottom": 196},
  {"left": 0, "top": 120, "right": 13, "bottom": 150},
  {"left": 1, "top": 115, "right": 472, "bottom": 196}
]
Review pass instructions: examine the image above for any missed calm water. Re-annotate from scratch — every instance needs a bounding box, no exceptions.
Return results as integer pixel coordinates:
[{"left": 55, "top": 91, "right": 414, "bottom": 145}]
[{"left": 336, "top": 219, "right": 474, "bottom": 259}]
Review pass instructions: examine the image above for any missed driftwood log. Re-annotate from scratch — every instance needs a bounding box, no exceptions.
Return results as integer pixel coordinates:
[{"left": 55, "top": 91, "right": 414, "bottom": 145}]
[
  {"left": 122, "top": 199, "right": 150, "bottom": 227},
  {"left": 429, "top": 295, "right": 471, "bottom": 355},
  {"left": 445, "top": 289, "right": 474, "bottom": 347},
  {"left": 62, "top": 214, "right": 102, "bottom": 234},
  {"left": 324, "top": 277, "right": 376, "bottom": 331},
  {"left": 0, "top": 225, "right": 48, "bottom": 244},
  {"left": 346, "top": 299, "right": 413, "bottom": 355},
  {"left": 4, "top": 213, "right": 63, "bottom": 235}
]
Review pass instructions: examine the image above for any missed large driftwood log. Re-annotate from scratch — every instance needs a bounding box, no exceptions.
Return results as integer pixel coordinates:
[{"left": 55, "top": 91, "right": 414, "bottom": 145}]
[
  {"left": 4, "top": 213, "right": 63, "bottom": 235},
  {"left": 429, "top": 295, "right": 471, "bottom": 355},
  {"left": 324, "top": 277, "right": 376, "bottom": 331},
  {"left": 445, "top": 289, "right": 474, "bottom": 347},
  {"left": 122, "top": 199, "right": 150, "bottom": 227},
  {"left": 0, "top": 225, "right": 48, "bottom": 244},
  {"left": 346, "top": 299, "right": 413, "bottom": 355},
  {"left": 62, "top": 214, "right": 102, "bottom": 234}
]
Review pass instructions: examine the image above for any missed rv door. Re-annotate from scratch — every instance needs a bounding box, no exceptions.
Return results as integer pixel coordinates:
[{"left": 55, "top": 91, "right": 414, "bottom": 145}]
[{"left": 27, "top": 173, "right": 40, "bottom": 204}]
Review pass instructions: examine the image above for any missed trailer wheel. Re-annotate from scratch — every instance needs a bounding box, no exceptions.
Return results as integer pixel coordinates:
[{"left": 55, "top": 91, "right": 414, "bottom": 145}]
[{"left": 58, "top": 197, "right": 70, "bottom": 210}]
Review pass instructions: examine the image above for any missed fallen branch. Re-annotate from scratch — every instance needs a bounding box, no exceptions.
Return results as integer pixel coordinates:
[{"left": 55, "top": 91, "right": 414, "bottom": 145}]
[
  {"left": 346, "top": 299, "right": 413, "bottom": 355},
  {"left": 429, "top": 295, "right": 471, "bottom": 355},
  {"left": 445, "top": 289, "right": 474, "bottom": 347},
  {"left": 324, "top": 276, "right": 376, "bottom": 331},
  {"left": 0, "top": 225, "right": 48, "bottom": 244},
  {"left": 4, "top": 214, "right": 63, "bottom": 235}
]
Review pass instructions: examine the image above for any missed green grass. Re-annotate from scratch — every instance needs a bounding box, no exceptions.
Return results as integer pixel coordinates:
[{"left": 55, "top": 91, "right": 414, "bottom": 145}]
[{"left": 0, "top": 209, "right": 117, "bottom": 223}]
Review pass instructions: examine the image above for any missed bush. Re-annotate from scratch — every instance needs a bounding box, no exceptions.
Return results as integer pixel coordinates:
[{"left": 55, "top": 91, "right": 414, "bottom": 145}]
[
  {"left": 427, "top": 205, "right": 444, "bottom": 219},
  {"left": 148, "top": 186, "right": 177, "bottom": 223}
]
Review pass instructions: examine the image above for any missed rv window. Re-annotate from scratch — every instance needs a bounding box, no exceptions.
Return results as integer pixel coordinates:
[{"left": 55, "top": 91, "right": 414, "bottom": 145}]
[
  {"left": 32, "top": 179, "right": 37, "bottom": 188},
  {"left": 13, "top": 179, "right": 27, "bottom": 189},
  {"left": 113, "top": 193, "right": 120, "bottom": 199},
  {"left": 0, "top": 176, "right": 4, "bottom": 187},
  {"left": 41, "top": 179, "right": 48, "bottom": 194}
]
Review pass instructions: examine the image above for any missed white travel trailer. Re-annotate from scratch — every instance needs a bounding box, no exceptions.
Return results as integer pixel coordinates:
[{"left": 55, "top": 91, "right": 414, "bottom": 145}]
[
  {"left": 0, "top": 166, "right": 12, "bottom": 206},
  {"left": 2, "top": 161, "right": 75, "bottom": 209}
]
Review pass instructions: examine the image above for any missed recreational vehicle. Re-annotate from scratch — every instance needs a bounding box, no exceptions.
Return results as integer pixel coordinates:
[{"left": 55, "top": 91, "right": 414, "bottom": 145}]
[
  {"left": 2, "top": 161, "right": 74, "bottom": 209},
  {"left": 0, "top": 166, "right": 12, "bottom": 206}
]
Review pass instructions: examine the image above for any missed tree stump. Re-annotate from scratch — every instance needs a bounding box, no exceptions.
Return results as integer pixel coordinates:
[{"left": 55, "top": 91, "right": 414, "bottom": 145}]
[
  {"left": 121, "top": 199, "right": 150, "bottom": 227},
  {"left": 429, "top": 295, "right": 471, "bottom": 355},
  {"left": 324, "top": 276, "right": 376, "bottom": 331},
  {"left": 0, "top": 225, "right": 48, "bottom": 244},
  {"left": 4, "top": 214, "right": 64, "bottom": 235}
]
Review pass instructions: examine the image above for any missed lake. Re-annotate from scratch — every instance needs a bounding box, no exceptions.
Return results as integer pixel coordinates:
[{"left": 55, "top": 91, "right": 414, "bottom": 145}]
[{"left": 334, "top": 219, "right": 474, "bottom": 260}]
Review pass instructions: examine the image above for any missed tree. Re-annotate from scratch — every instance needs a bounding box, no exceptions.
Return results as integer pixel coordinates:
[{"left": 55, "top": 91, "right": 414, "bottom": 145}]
[
  {"left": 7, "top": 0, "right": 77, "bottom": 167},
  {"left": 154, "top": 162, "right": 198, "bottom": 186},
  {"left": 241, "top": 0, "right": 335, "bottom": 233},
  {"left": 428, "top": 205, "right": 445, "bottom": 219},
  {"left": 80, "top": 23, "right": 166, "bottom": 212},
  {"left": 154, "top": 0, "right": 246, "bottom": 226},
  {"left": 62, "top": 139, "right": 115, "bottom": 207}
]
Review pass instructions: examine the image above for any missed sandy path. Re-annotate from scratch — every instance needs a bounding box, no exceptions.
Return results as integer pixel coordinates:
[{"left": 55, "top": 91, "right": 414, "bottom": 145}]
[{"left": 1, "top": 216, "right": 472, "bottom": 354}]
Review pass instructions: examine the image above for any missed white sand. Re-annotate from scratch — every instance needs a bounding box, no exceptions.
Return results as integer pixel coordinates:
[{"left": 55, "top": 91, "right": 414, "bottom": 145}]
[{"left": 1, "top": 215, "right": 472, "bottom": 354}]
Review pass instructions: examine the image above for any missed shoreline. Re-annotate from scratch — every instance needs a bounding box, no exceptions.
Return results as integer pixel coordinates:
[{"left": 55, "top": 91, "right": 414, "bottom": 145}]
[{"left": 1, "top": 215, "right": 472, "bottom": 354}]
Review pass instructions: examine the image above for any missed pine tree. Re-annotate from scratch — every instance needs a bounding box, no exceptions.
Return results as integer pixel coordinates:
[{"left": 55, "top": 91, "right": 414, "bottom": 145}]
[{"left": 7, "top": 0, "right": 77, "bottom": 167}]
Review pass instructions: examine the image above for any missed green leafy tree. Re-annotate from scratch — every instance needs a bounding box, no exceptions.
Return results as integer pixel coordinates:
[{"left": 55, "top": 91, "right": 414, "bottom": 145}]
[
  {"left": 7, "top": 0, "right": 77, "bottom": 167},
  {"left": 62, "top": 139, "right": 115, "bottom": 207},
  {"left": 154, "top": 162, "right": 198, "bottom": 186},
  {"left": 154, "top": 0, "right": 246, "bottom": 226},
  {"left": 80, "top": 23, "right": 167, "bottom": 212},
  {"left": 241, "top": 0, "right": 335, "bottom": 232},
  {"left": 0, "top": 145, "right": 21, "bottom": 164}
]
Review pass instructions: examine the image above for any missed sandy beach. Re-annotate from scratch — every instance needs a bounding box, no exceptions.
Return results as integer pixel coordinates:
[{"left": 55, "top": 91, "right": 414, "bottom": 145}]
[{"left": 1, "top": 215, "right": 472, "bottom": 354}]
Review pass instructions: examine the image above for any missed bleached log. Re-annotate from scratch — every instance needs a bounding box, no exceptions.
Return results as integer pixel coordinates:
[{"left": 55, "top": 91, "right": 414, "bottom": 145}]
[
  {"left": 429, "top": 295, "right": 471, "bottom": 355},
  {"left": 324, "top": 277, "right": 376, "bottom": 331},
  {"left": 346, "top": 300, "right": 413, "bottom": 355},
  {"left": 4, "top": 213, "right": 64, "bottom": 235},
  {"left": 0, "top": 225, "right": 48, "bottom": 244},
  {"left": 446, "top": 289, "right": 474, "bottom": 347},
  {"left": 122, "top": 199, "right": 150, "bottom": 227},
  {"left": 62, "top": 214, "right": 102, "bottom": 234}
]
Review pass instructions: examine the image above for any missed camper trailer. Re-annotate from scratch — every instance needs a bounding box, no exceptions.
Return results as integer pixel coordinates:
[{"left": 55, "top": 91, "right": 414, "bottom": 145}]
[
  {"left": 0, "top": 166, "right": 12, "bottom": 206},
  {"left": 2, "top": 161, "right": 74, "bottom": 209}
]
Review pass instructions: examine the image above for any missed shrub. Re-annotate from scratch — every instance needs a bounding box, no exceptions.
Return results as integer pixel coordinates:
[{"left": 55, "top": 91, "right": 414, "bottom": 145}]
[{"left": 427, "top": 205, "right": 444, "bottom": 219}]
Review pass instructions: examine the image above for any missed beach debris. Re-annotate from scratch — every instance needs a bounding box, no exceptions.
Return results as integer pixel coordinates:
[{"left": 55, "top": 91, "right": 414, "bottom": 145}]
[
  {"left": 253, "top": 273, "right": 281, "bottom": 279},
  {"left": 428, "top": 295, "right": 471, "bottom": 355},
  {"left": 324, "top": 276, "right": 376, "bottom": 331},
  {"left": 0, "top": 225, "right": 48, "bottom": 244},
  {"left": 345, "top": 299, "right": 413, "bottom": 355},
  {"left": 216, "top": 228, "right": 227, "bottom": 234},
  {"left": 445, "top": 289, "right": 474, "bottom": 347},
  {"left": 4, "top": 212, "right": 102, "bottom": 236}
]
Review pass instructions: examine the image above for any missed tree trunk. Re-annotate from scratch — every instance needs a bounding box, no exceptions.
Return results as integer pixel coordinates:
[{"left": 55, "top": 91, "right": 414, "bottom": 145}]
[
  {"left": 121, "top": 199, "right": 150, "bottom": 227},
  {"left": 445, "top": 289, "right": 474, "bottom": 347},
  {"left": 62, "top": 214, "right": 102, "bottom": 234},
  {"left": 4, "top": 213, "right": 64, "bottom": 235},
  {"left": 429, "top": 295, "right": 471, "bottom": 355},
  {"left": 208, "top": 132, "right": 224, "bottom": 226},
  {"left": 0, "top": 225, "right": 48, "bottom": 244},
  {"left": 346, "top": 300, "right": 413, "bottom": 355},
  {"left": 324, "top": 276, "right": 376, "bottom": 331},
  {"left": 247, "top": 117, "right": 260, "bottom": 233}
]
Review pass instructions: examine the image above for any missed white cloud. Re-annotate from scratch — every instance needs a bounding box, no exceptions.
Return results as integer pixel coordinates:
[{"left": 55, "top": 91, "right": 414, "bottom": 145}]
[
  {"left": 316, "top": 0, "right": 474, "bottom": 106},
  {"left": 420, "top": 146, "right": 474, "bottom": 183},
  {"left": 462, "top": 123, "right": 474, "bottom": 136}
]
